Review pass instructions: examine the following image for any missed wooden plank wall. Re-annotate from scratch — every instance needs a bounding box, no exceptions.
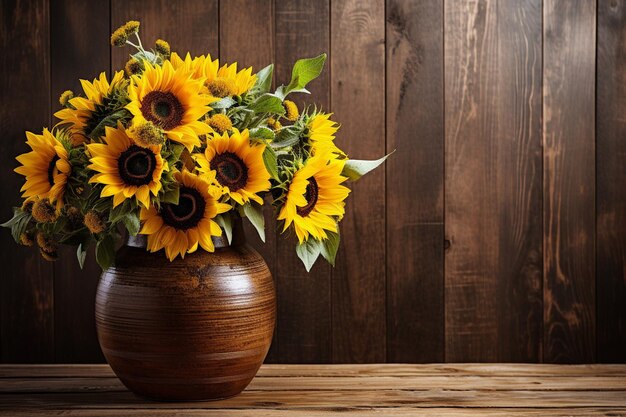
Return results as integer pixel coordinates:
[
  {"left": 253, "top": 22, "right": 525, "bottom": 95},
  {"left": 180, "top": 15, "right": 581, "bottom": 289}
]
[{"left": 1, "top": 0, "right": 624, "bottom": 364}]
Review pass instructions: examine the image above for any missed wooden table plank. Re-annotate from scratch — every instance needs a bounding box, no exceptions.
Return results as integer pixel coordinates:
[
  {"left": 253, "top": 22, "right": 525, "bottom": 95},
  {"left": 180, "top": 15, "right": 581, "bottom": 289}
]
[{"left": 1, "top": 364, "right": 625, "bottom": 415}]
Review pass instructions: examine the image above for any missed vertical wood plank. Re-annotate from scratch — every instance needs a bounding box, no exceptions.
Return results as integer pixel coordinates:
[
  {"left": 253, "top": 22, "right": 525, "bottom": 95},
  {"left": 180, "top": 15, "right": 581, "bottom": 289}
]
[
  {"left": 331, "top": 0, "right": 386, "bottom": 362},
  {"left": 274, "top": 0, "right": 331, "bottom": 363},
  {"left": 50, "top": 0, "right": 109, "bottom": 363},
  {"left": 596, "top": 0, "right": 626, "bottom": 363},
  {"left": 0, "top": 0, "right": 55, "bottom": 362},
  {"left": 219, "top": 0, "right": 278, "bottom": 361},
  {"left": 543, "top": 0, "right": 596, "bottom": 363},
  {"left": 385, "top": 0, "right": 444, "bottom": 362},
  {"left": 445, "top": 0, "right": 543, "bottom": 362},
  {"left": 111, "top": 0, "right": 219, "bottom": 72}
]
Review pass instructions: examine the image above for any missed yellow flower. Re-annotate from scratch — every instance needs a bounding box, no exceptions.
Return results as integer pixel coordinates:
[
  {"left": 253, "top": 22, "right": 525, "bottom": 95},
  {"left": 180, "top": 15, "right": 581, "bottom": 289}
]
[
  {"left": 278, "top": 153, "right": 350, "bottom": 244},
  {"left": 126, "top": 60, "right": 211, "bottom": 151},
  {"left": 139, "top": 170, "right": 230, "bottom": 261},
  {"left": 59, "top": 90, "right": 74, "bottom": 107},
  {"left": 207, "top": 114, "right": 232, "bottom": 134},
  {"left": 86, "top": 125, "right": 167, "bottom": 208},
  {"left": 54, "top": 71, "right": 125, "bottom": 145},
  {"left": 307, "top": 113, "right": 344, "bottom": 156},
  {"left": 128, "top": 121, "right": 166, "bottom": 147},
  {"left": 84, "top": 210, "right": 107, "bottom": 234},
  {"left": 169, "top": 52, "right": 257, "bottom": 100},
  {"left": 267, "top": 117, "right": 282, "bottom": 131},
  {"left": 125, "top": 58, "right": 142, "bottom": 77},
  {"left": 195, "top": 129, "right": 271, "bottom": 206},
  {"left": 32, "top": 198, "right": 58, "bottom": 223},
  {"left": 283, "top": 100, "right": 299, "bottom": 121},
  {"left": 155, "top": 39, "right": 171, "bottom": 56},
  {"left": 110, "top": 20, "right": 140, "bottom": 46},
  {"left": 14, "top": 129, "right": 70, "bottom": 211}
]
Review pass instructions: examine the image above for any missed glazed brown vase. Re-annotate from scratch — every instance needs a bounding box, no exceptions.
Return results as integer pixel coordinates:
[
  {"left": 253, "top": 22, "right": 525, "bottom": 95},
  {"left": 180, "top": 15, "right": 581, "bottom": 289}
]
[{"left": 95, "top": 223, "right": 275, "bottom": 401}]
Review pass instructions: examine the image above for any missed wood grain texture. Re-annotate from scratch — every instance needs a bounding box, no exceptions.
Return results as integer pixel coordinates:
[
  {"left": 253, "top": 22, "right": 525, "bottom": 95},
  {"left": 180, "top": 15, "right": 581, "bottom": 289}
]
[
  {"left": 95, "top": 229, "right": 275, "bottom": 401},
  {"left": 274, "top": 0, "right": 332, "bottom": 364},
  {"left": 111, "top": 0, "right": 219, "bottom": 72},
  {"left": 385, "top": 0, "right": 444, "bottom": 363},
  {"left": 2, "top": 364, "right": 626, "bottom": 415},
  {"left": 0, "top": 0, "right": 54, "bottom": 363},
  {"left": 543, "top": 0, "right": 596, "bottom": 363},
  {"left": 597, "top": 0, "right": 626, "bottom": 363},
  {"left": 331, "top": 0, "right": 386, "bottom": 363},
  {"left": 218, "top": 0, "right": 278, "bottom": 362},
  {"left": 49, "top": 0, "right": 108, "bottom": 364},
  {"left": 444, "top": 0, "right": 543, "bottom": 362}
]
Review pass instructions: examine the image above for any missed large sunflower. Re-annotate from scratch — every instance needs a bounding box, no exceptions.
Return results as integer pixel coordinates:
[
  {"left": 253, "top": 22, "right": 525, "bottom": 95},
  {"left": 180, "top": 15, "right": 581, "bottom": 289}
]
[
  {"left": 139, "top": 170, "right": 230, "bottom": 261},
  {"left": 126, "top": 60, "right": 211, "bottom": 151},
  {"left": 86, "top": 125, "right": 167, "bottom": 208},
  {"left": 278, "top": 153, "right": 350, "bottom": 244},
  {"left": 195, "top": 129, "right": 270, "bottom": 205},
  {"left": 54, "top": 71, "right": 125, "bottom": 145},
  {"left": 169, "top": 52, "right": 256, "bottom": 101},
  {"left": 307, "top": 113, "right": 345, "bottom": 157},
  {"left": 15, "top": 129, "right": 71, "bottom": 210}
]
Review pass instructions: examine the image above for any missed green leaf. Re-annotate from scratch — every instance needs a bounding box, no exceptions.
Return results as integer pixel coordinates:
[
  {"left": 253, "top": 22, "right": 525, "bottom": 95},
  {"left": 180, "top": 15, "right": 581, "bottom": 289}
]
[
  {"left": 76, "top": 243, "right": 87, "bottom": 270},
  {"left": 252, "top": 64, "right": 274, "bottom": 94},
  {"left": 108, "top": 199, "right": 132, "bottom": 224},
  {"left": 210, "top": 97, "right": 236, "bottom": 109},
  {"left": 296, "top": 238, "right": 323, "bottom": 272},
  {"left": 249, "top": 93, "right": 285, "bottom": 115},
  {"left": 342, "top": 152, "right": 394, "bottom": 181},
  {"left": 320, "top": 231, "right": 340, "bottom": 266},
  {"left": 242, "top": 202, "right": 265, "bottom": 243},
  {"left": 215, "top": 213, "right": 233, "bottom": 245},
  {"left": 170, "top": 144, "right": 184, "bottom": 160},
  {"left": 276, "top": 54, "right": 326, "bottom": 99},
  {"left": 87, "top": 109, "right": 130, "bottom": 141},
  {"left": 162, "top": 185, "right": 180, "bottom": 205},
  {"left": 270, "top": 125, "right": 303, "bottom": 149},
  {"left": 95, "top": 234, "right": 116, "bottom": 270},
  {"left": 122, "top": 212, "right": 140, "bottom": 236},
  {"left": 2, "top": 208, "right": 31, "bottom": 243},
  {"left": 262, "top": 147, "right": 279, "bottom": 180},
  {"left": 132, "top": 50, "right": 158, "bottom": 64},
  {"left": 249, "top": 126, "right": 275, "bottom": 141}
]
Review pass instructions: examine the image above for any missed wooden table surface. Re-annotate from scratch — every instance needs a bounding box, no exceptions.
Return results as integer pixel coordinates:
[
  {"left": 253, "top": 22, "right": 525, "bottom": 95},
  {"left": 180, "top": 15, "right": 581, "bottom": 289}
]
[{"left": 1, "top": 364, "right": 626, "bottom": 416}]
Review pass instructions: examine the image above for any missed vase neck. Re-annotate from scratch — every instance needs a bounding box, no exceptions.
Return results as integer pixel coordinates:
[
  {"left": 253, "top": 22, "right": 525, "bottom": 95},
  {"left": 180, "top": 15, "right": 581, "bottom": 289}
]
[{"left": 126, "top": 216, "right": 245, "bottom": 250}]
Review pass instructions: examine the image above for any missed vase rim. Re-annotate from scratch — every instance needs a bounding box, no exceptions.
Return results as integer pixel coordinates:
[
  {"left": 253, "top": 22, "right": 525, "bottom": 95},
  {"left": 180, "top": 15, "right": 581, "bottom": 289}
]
[{"left": 126, "top": 233, "right": 230, "bottom": 249}]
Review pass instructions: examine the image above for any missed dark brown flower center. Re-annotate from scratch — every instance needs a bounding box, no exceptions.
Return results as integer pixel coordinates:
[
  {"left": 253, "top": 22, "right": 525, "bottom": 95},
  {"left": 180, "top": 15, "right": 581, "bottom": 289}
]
[
  {"left": 117, "top": 145, "right": 157, "bottom": 186},
  {"left": 297, "top": 177, "right": 319, "bottom": 217},
  {"left": 48, "top": 155, "right": 60, "bottom": 186},
  {"left": 210, "top": 152, "right": 248, "bottom": 192},
  {"left": 160, "top": 186, "right": 206, "bottom": 230},
  {"left": 141, "top": 91, "right": 184, "bottom": 130}
]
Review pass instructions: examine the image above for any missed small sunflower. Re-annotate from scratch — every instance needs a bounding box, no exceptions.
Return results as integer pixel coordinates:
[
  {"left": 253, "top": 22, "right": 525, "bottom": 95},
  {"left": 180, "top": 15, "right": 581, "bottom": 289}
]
[
  {"left": 126, "top": 60, "right": 211, "bottom": 151},
  {"left": 278, "top": 153, "right": 350, "bottom": 244},
  {"left": 169, "top": 52, "right": 256, "bottom": 100},
  {"left": 139, "top": 170, "right": 230, "bottom": 261},
  {"left": 195, "top": 129, "right": 271, "bottom": 205},
  {"left": 54, "top": 71, "right": 126, "bottom": 145},
  {"left": 14, "top": 129, "right": 71, "bottom": 211},
  {"left": 306, "top": 113, "right": 344, "bottom": 156},
  {"left": 86, "top": 125, "right": 167, "bottom": 208}
]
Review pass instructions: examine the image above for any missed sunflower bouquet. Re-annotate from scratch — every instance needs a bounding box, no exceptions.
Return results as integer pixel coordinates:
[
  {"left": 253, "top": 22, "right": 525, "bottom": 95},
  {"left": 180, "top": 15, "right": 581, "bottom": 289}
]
[{"left": 2, "top": 21, "right": 387, "bottom": 271}]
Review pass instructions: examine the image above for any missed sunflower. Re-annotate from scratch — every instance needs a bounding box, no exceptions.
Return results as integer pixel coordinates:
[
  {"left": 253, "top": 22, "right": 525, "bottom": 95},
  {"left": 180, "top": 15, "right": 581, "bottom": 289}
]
[
  {"left": 278, "top": 153, "right": 350, "bottom": 244},
  {"left": 169, "top": 52, "right": 256, "bottom": 101},
  {"left": 139, "top": 170, "right": 230, "bottom": 261},
  {"left": 86, "top": 125, "right": 167, "bottom": 208},
  {"left": 306, "top": 113, "right": 345, "bottom": 157},
  {"left": 54, "top": 71, "right": 125, "bottom": 145},
  {"left": 126, "top": 60, "right": 211, "bottom": 151},
  {"left": 14, "top": 129, "right": 71, "bottom": 211},
  {"left": 195, "top": 129, "right": 270, "bottom": 205}
]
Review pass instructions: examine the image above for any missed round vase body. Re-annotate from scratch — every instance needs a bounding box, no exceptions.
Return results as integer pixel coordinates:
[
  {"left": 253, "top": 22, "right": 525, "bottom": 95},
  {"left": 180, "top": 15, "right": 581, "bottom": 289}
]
[{"left": 95, "top": 233, "right": 275, "bottom": 401}]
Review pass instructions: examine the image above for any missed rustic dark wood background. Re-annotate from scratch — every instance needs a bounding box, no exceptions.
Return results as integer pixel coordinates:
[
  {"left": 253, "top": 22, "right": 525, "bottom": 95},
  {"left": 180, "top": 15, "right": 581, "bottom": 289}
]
[{"left": 1, "top": 0, "right": 624, "bottom": 364}]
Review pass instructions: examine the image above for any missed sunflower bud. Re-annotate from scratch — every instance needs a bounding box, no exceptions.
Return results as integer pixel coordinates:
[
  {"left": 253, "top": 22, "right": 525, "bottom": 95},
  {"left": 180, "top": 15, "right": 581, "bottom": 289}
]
[
  {"left": 124, "top": 20, "right": 140, "bottom": 35},
  {"left": 267, "top": 117, "right": 282, "bottom": 131},
  {"left": 36, "top": 232, "right": 57, "bottom": 254},
  {"left": 84, "top": 210, "right": 107, "bottom": 234},
  {"left": 40, "top": 248, "right": 59, "bottom": 262},
  {"left": 31, "top": 198, "right": 58, "bottom": 223},
  {"left": 155, "top": 39, "right": 171, "bottom": 57},
  {"left": 124, "top": 58, "right": 142, "bottom": 77},
  {"left": 129, "top": 121, "right": 165, "bottom": 147},
  {"left": 208, "top": 114, "right": 233, "bottom": 134},
  {"left": 59, "top": 90, "right": 74, "bottom": 107},
  {"left": 206, "top": 78, "right": 235, "bottom": 98},
  {"left": 283, "top": 100, "right": 299, "bottom": 121},
  {"left": 111, "top": 20, "right": 140, "bottom": 47},
  {"left": 65, "top": 206, "right": 84, "bottom": 229},
  {"left": 21, "top": 198, "right": 35, "bottom": 214},
  {"left": 19, "top": 231, "right": 34, "bottom": 247}
]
